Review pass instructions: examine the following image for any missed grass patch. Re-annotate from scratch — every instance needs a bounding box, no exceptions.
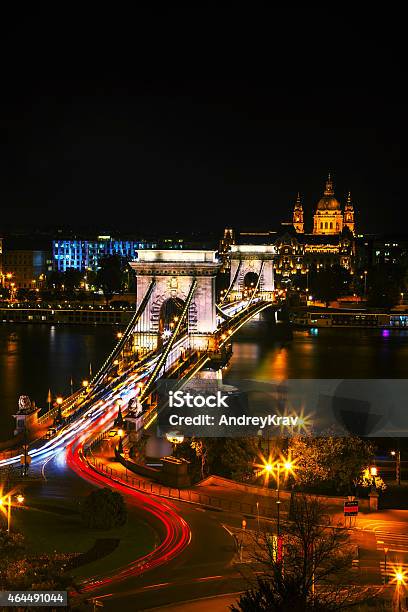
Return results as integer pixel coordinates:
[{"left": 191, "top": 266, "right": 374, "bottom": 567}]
[{"left": 13, "top": 501, "right": 158, "bottom": 579}]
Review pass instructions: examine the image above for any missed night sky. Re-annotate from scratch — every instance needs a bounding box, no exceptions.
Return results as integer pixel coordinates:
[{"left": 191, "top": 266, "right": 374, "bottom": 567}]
[{"left": 1, "top": 11, "right": 406, "bottom": 237}]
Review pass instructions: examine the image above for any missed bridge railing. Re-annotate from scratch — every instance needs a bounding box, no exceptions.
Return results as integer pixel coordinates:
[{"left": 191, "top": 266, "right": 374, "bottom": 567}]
[
  {"left": 86, "top": 455, "right": 276, "bottom": 518},
  {"left": 37, "top": 388, "right": 84, "bottom": 425}
]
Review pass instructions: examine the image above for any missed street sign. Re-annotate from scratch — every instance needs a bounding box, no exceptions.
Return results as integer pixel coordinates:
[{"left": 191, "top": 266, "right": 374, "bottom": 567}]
[{"left": 344, "top": 500, "right": 359, "bottom": 516}]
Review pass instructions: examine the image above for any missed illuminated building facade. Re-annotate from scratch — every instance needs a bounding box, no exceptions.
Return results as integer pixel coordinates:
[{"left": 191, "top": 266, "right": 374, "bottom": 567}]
[
  {"left": 3, "top": 250, "right": 52, "bottom": 289},
  {"left": 311, "top": 175, "right": 355, "bottom": 236},
  {"left": 220, "top": 175, "right": 357, "bottom": 287},
  {"left": 273, "top": 228, "right": 354, "bottom": 286},
  {"left": 52, "top": 236, "right": 158, "bottom": 272}
]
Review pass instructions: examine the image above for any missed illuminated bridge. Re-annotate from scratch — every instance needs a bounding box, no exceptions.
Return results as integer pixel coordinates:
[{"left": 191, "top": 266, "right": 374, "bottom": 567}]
[
  {"left": 0, "top": 247, "right": 280, "bottom": 596},
  {"left": 1, "top": 248, "right": 279, "bottom": 469}
]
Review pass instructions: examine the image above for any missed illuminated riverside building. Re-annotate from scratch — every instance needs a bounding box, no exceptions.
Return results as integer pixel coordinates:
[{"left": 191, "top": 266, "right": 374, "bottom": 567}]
[
  {"left": 220, "top": 175, "right": 356, "bottom": 287},
  {"left": 52, "top": 236, "right": 158, "bottom": 272}
]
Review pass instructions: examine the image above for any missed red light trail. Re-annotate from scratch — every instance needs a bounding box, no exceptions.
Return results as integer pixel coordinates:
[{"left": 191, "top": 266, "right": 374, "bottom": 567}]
[{"left": 66, "top": 410, "right": 191, "bottom": 595}]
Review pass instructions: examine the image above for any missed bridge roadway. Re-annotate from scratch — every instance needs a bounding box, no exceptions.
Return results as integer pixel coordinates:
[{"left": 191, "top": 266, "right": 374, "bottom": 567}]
[{"left": 0, "top": 297, "right": 277, "bottom": 608}]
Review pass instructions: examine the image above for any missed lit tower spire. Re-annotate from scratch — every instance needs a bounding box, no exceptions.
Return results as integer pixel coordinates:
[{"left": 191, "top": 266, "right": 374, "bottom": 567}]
[
  {"left": 324, "top": 172, "right": 334, "bottom": 196},
  {"left": 293, "top": 192, "right": 304, "bottom": 233},
  {"left": 343, "top": 191, "right": 355, "bottom": 234}
]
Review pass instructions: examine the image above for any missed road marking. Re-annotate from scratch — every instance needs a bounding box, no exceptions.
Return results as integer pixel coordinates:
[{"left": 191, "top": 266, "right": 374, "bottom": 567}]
[
  {"left": 143, "top": 582, "right": 170, "bottom": 590},
  {"left": 41, "top": 454, "right": 54, "bottom": 481}
]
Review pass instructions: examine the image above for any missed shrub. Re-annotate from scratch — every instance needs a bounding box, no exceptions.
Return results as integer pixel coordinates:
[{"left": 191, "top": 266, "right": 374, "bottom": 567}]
[{"left": 81, "top": 488, "right": 127, "bottom": 530}]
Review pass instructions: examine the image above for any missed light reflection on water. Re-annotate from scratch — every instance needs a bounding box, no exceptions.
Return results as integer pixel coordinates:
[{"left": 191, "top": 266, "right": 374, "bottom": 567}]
[
  {"left": 0, "top": 324, "right": 116, "bottom": 439},
  {"left": 224, "top": 325, "right": 408, "bottom": 383},
  {"left": 2, "top": 322, "right": 408, "bottom": 440}
]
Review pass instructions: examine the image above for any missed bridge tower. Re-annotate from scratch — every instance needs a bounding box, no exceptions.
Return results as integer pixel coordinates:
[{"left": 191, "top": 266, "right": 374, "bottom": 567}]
[
  {"left": 129, "top": 250, "right": 221, "bottom": 352},
  {"left": 229, "top": 244, "right": 276, "bottom": 300}
]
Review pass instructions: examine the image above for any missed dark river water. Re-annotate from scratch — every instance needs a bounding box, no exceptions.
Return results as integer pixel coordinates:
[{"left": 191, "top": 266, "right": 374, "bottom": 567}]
[
  {"left": 1, "top": 321, "right": 408, "bottom": 439},
  {"left": 0, "top": 324, "right": 116, "bottom": 439}
]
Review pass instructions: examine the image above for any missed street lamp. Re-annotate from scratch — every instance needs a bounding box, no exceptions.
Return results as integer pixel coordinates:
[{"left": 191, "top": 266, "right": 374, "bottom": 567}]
[
  {"left": 364, "top": 270, "right": 368, "bottom": 297},
  {"left": 370, "top": 465, "right": 377, "bottom": 490},
  {"left": 274, "top": 459, "right": 294, "bottom": 537},
  {"left": 0, "top": 492, "right": 25, "bottom": 532},
  {"left": 56, "top": 396, "right": 63, "bottom": 405},
  {"left": 384, "top": 546, "right": 389, "bottom": 583},
  {"left": 394, "top": 570, "right": 405, "bottom": 612},
  {"left": 82, "top": 379, "right": 89, "bottom": 388},
  {"left": 391, "top": 450, "right": 401, "bottom": 486},
  {"left": 258, "top": 457, "right": 295, "bottom": 539}
]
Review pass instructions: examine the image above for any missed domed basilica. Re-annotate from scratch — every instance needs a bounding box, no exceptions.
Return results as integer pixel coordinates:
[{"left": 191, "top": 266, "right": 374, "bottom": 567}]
[
  {"left": 293, "top": 174, "right": 355, "bottom": 236},
  {"left": 219, "top": 175, "right": 357, "bottom": 287}
]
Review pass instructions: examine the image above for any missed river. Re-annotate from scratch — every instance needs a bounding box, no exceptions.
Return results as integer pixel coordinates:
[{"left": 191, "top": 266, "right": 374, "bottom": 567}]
[{"left": 1, "top": 321, "right": 408, "bottom": 439}]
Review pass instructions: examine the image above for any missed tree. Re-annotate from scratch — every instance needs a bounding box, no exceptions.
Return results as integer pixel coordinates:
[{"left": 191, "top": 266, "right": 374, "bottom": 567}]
[
  {"left": 96, "top": 255, "right": 124, "bottom": 303},
  {"left": 175, "top": 437, "right": 259, "bottom": 482},
  {"left": 0, "top": 529, "right": 73, "bottom": 591},
  {"left": 232, "top": 495, "right": 373, "bottom": 611},
  {"left": 0, "top": 528, "right": 25, "bottom": 559},
  {"left": 81, "top": 488, "right": 127, "bottom": 529},
  {"left": 288, "top": 435, "right": 375, "bottom": 495},
  {"left": 367, "top": 264, "right": 402, "bottom": 308},
  {"left": 310, "top": 265, "right": 350, "bottom": 307},
  {"left": 47, "top": 270, "right": 64, "bottom": 290},
  {"left": 63, "top": 268, "right": 83, "bottom": 291}
]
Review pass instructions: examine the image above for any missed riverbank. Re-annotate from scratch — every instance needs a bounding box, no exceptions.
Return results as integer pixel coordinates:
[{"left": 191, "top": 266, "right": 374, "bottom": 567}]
[{"left": 0, "top": 304, "right": 133, "bottom": 325}]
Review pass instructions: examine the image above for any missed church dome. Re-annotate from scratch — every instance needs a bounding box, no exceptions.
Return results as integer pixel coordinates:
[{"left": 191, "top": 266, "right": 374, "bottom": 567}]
[
  {"left": 317, "top": 196, "right": 341, "bottom": 210},
  {"left": 316, "top": 175, "right": 341, "bottom": 211}
]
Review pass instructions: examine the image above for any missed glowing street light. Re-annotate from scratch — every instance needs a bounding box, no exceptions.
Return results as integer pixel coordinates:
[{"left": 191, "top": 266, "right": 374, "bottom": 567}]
[
  {"left": 117, "top": 332, "right": 123, "bottom": 339},
  {"left": 264, "top": 462, "right": 273, "bottom": 474},
  {"left": 82, "top": 379, "right": 89, "bottom": 388},
  {"left": 393, "top": 568, "right": 406, "bottom": 611},
  {"left": 0, "top": 491, "right": 25, "bottom": 532},
  {"left": 56, "top": 397, "right": 63, "bottom": 405},
  {"left": 395, "top": 570, "right": 405, "bottom": 584},
  {"left": 256, "top": 455, "right": 297, "bottom": 539}
]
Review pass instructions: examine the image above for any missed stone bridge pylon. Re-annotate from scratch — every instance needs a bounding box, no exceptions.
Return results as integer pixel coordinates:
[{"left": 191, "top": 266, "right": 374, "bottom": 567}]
[
  {"left": 229, "top": 244, "right": 276, "bottom": 300},
  {"left": 129, "top": 250, "right": 221, "bottom": 352}
]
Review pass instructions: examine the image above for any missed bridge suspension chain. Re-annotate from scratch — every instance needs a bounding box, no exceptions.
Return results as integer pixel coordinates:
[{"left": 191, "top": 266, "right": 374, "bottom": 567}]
[
  {"left": 244, "top": 260, "right": 264, "bottom": 310},
  {"left": 220, "top": 259, "right": 242, "bottom": 304},
  {"left": 90, "top": 279, "right": 156, "bottom": 390},
  {"left": 139, "top": 278, "right": 197, "bottom": 404}
]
